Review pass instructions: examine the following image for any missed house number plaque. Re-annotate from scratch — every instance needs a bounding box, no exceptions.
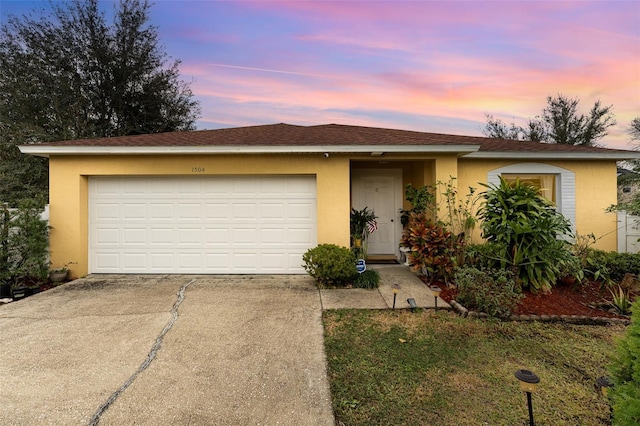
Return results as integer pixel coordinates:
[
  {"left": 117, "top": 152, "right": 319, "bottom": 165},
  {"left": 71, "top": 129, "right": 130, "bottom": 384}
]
[{"left": 191, "top": 167, "right": 205, "bottom": 173}]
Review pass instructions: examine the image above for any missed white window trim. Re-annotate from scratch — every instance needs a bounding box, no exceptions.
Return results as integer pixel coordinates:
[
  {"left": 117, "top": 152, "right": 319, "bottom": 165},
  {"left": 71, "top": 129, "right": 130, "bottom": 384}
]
[{"left": 487, "top": 163, "right": 576, "bottom": 230}]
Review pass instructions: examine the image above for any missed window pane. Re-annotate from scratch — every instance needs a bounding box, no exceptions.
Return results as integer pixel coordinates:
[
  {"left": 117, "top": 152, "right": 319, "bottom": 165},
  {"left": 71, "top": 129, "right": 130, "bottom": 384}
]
[{"left": 502, "top": 174, "right": 556, "bottom": 203}]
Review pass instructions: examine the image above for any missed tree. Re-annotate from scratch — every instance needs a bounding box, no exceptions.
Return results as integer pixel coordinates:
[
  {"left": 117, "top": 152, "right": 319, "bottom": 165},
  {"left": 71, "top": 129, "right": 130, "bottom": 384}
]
[
  {"left": 482, "top": 94, "right": 616, "bottom": 146},
  {"left": 0, "top": 0, "right": 200, "bottom": 204},
  {"left": 631, "top": 117, "right": 640, "bottom": 142}
]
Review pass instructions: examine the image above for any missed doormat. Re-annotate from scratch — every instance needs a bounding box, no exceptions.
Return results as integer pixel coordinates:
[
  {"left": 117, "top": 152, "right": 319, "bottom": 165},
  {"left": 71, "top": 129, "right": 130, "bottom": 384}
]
[{"left": 366, "top": 259, "right": 399, "bottom": 264}]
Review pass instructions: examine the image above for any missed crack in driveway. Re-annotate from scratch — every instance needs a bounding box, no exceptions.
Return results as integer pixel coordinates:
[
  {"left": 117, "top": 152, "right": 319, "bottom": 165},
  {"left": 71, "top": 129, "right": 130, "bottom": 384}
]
[{"left": 88, "top": 278, "right": 196, "bottom": 426}]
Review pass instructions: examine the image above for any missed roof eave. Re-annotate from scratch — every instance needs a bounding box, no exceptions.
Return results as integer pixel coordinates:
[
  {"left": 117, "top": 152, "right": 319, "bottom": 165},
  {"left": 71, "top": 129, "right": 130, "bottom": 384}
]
[
  {"left": 464, "top": 151, "right": 640, "bottom": 161},
  {"left": 19, "top": 144, "right": 481, "bottom": 157}
]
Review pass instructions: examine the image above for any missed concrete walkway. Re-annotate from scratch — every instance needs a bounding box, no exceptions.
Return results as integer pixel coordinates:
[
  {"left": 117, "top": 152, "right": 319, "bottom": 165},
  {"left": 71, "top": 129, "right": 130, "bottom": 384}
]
[
  {"left": 320, "top": 264, "right": 450, "bottom": 311},
  {"left": 0, "top": 265, "right": 441, "bottom": 425}
]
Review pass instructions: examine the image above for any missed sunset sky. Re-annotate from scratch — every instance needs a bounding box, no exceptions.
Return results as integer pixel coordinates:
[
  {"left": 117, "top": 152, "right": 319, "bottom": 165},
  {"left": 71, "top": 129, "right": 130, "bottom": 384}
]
[{"left": 2, "top": 1, "right": 639, "bottom": 149}]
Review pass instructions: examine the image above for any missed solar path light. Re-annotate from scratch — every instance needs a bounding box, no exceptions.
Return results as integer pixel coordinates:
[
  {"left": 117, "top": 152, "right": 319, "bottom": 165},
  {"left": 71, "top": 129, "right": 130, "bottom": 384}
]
[
  {"left": 430, "top": 285, "right": 441, "bottom": 310},
  {"left": 515, "top": 369, "right": 540, "bottom": 426},
  {"left": 391, "top": 284, "right": 400, "bottom": 309}
]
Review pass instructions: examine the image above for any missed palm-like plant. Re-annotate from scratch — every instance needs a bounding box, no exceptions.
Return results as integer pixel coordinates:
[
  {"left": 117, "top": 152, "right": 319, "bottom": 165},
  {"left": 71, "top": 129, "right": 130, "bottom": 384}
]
[{"left": 478, "top": 177, "right": 573, "bottom": 293}]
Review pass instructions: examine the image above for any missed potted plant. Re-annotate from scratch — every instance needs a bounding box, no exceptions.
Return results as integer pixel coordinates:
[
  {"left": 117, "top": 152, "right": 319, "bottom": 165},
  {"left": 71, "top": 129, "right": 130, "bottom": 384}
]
[
  {"left": 350, "top": 207, "right": 377, "bottom": 259},
  {"left": 49, "top": 262, "right": 75, "bottom": 283}
]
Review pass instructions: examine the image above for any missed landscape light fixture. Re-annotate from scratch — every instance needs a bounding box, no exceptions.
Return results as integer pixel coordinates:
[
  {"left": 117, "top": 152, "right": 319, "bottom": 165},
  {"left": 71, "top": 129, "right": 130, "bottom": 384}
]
[
  {"left": 596, "top": 376, "right": 613, "bottom": 397},
  {"left": 430, "top": 285, "right": 442, "bottom": 310},
  {"left": 596, "top": 376, "right": 614, "bottom": 421},
  {"left": 391, "top": 284, "right": 400, "bottom": 309},
  {"left": 515, "top": 369, "right": 540, "bottom": 426}
]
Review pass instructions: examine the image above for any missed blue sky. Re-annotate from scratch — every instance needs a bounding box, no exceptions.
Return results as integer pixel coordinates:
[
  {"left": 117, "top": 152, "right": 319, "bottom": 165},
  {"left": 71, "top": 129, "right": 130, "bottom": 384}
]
[{"left": 2, "top": 0, "right": 639, "bottom": 148}]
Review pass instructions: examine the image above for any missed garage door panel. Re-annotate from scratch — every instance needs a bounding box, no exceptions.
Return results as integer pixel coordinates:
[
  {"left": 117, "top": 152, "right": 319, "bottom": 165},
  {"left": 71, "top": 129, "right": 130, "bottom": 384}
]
[
  {"left": 123, "top": 204, "right": 146, "bottom": 220},
  {"left": 289, "top": 228, "right": 315, "bottom": 245},
  {"left": 176, "top": 204, "right": 202, "bottom": 219},
  {"left": 177, "top": 228, "right": 202, "bottom": 245},
  {"left": 205, "top": 228, "right": 230, "bottom": 245},
  {"left": 95, "top": 228, "right": 120, "bottom": 245},
  {"left": 95, "top": 203, "right": 120, "bottom": 220},
  {"left": 89, "top": 176, "right": 316, "bottom": 274},
  {"left": 149, "top": 228, "right": 174, "bottom": 245},
  {"left": 122, "top": 253, "right": 148, "bottom": 269},
  {"left": 123, "top": 228, "right": 147, "bottom": 245},
  {"left": 95, "top": 253, "right": 119, "bottom": 270},
  {"left": 149, "top": 204, "right": 174, "bottom": 219},
  {"left": 288, "top": 203, "right": 315, "bottom": 220}
]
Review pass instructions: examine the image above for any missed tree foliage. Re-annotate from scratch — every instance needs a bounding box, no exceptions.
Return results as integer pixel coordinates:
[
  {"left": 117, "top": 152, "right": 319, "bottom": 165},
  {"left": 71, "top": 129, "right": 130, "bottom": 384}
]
[
  {"left": 631, "top": 117, "right": 640, "bottom": 142},
  {"left": 483, "top": 94, "right": 616, "bottom": 146},
  {"left": 608, "top": 302, "right": 640, "bottom": 425},
  {"left": 0, "top": 0, "right": 200, "bottom": 204}
]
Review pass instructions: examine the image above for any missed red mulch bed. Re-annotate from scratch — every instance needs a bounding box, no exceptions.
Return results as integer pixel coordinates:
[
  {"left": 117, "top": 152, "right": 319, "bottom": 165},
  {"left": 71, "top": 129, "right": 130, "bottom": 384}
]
[{"left": 427, "top": 278, "right": 633, "bottom": 320}]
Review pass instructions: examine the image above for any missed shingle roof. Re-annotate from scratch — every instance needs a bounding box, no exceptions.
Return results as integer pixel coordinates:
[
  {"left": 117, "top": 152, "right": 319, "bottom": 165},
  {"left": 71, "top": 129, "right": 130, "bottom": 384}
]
[{"left": 19, "top": 123, "right": 640, "bottom": 159}]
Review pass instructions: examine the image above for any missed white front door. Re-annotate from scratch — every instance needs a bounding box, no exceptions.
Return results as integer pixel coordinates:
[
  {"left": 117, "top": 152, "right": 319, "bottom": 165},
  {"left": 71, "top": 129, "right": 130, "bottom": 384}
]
[{"left": 351, "top": 170, "right": 402, "bottom": 256}]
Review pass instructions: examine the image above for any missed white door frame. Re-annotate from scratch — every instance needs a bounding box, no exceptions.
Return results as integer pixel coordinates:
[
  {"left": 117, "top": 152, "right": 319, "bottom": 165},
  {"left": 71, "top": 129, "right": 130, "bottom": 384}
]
[{"left": 351, "top": 169, "right": 403, "bottom": 258}]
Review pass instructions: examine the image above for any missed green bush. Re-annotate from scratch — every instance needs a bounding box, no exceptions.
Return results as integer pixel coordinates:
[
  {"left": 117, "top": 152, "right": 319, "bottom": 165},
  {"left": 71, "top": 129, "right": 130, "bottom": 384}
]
[
  {"left": 478, "top": 177, "right": 573, "bottom": 293},
  {"left": 353, "top": 269, "right": 380, "bottom": 289},
  {"left": 586, "top": 249, "right": 640, "bottom": 284},
  {"left": 0, "top": 200, "right": 49, "bottom": 285},
  {"left": 400, "top": 212, "right": 463, "bottom": 284},
  {"left": 463, "top": 243, "right": 504, "bottom": 270},
  {"left": 454, "top": 266, "right": 523, "bottom": 318},
  {"left": 302, "top": 244, "right": 357, "bottom": 287},
  {"left": 609, "top": 302, "right": 640, "bottom": 425}
]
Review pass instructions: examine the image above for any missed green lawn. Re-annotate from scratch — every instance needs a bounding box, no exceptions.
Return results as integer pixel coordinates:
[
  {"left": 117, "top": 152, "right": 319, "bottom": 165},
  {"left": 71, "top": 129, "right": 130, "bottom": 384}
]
[{"left": 323, "top": 309, "right": 624, "bottom": 426}]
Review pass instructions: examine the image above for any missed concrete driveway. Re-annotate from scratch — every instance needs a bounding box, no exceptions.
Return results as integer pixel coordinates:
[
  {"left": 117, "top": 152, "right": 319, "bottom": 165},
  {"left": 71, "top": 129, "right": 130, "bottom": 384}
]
[{"left": 0, "top": 275, "right": 334, "bottom": 425}]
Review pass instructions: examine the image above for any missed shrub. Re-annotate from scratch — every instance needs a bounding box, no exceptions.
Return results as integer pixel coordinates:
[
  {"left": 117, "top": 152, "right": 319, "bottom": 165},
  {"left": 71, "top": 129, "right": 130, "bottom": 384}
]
[
  {"left": 463, "top": 243, "right": 504, "bottom": 270},
  {"left": 0, "top": 199, "right": 49, "bottom": 285},
  {"left": 608, "top": 302, "right": 640, "bottom": 425},
  {"left": 302, "top": 244, "right": 357, "bottom": 287},
  {"left": 454, "top": 266, "right": 523, "bottom": 318},
  {"left": 586, "top": 249, "right": 640, "bottom": 284},
  {"left": 353, "top": 270, "right": 380, "bottom": 289},
  {"left": 400, "top": 212, "right": 463, "bottom": 284},
  {"left": 478, "top": 177, "right": 573, "bottom": 293}
]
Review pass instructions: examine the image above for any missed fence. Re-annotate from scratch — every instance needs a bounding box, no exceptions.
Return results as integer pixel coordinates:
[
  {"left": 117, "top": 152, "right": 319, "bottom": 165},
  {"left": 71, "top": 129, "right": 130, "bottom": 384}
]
[{"left": 618, "top": 211, "right": 640, "bottom": 253}]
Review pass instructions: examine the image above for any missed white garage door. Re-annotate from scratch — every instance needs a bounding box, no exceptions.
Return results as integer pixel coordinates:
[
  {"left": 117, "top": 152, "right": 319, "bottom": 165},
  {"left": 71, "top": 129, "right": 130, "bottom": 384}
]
[{"left": 89, "top": 176, "right": 317, "bottom": 274}]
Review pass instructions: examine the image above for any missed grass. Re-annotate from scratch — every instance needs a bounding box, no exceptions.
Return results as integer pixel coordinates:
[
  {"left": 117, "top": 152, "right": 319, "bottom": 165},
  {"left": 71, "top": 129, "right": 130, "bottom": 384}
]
[{"left": 323, "top": 309, "right": 625, "bottom": 426}]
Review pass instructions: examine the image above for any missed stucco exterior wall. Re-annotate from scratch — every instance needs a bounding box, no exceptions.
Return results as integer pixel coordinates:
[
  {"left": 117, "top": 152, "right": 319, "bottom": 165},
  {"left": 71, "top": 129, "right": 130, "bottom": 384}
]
[
  {"left": 457, "top": 159, "right": 618, "bottom": 251},
  {"left": 49, "top": 154, "right": 351, "bottom": 278},
  {"left": 48, "top": 152, "right": 620, "bottom": 277}
]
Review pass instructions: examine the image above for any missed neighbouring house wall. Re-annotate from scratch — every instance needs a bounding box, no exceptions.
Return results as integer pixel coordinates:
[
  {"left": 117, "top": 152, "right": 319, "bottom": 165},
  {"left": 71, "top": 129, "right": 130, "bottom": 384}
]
[
  {"left": 48, "top": 154, "right": 351, "bottom": 278},
  {"left": 457, "top": 159, "right": 619, "bottom": 251}
]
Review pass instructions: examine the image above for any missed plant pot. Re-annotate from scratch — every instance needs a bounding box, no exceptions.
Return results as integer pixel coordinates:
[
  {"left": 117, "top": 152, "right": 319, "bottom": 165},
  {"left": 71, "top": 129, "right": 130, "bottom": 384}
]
[{"left": 49, "top": 270, "right": 68, "bottom": 283}]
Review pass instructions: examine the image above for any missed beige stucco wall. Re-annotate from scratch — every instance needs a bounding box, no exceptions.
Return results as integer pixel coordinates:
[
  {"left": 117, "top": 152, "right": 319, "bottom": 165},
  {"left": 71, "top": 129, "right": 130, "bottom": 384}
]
[
  {"left": 457, "top": 159, "right": 619, "bottom": 251},
  {"left": 48, "top": 152, "right": 619, "bottom": 278},
  {"left": 48, "top": 154, "right": 351, "bottom": 278}
]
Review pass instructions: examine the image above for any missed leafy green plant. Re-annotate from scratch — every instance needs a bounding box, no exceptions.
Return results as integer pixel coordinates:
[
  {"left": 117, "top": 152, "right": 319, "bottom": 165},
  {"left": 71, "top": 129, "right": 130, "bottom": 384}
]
[
  {"left": 353, "top": 269, "right": 380, "bottom": 289},
  {"left": 400, "top": 212, "right": 462, "bottom": 284},
  {"left": 610, "top": 286, "right": 633, "bottom": 316},
  {"left": 0, "top": 199, "right": 49, "bottom": 285},
  {"left": 302, "top": 244, "right": 357, "bottom": 287},
  {"left": 608, "top": 302, "right": 640, "bottom": 425},
  {"left": 399, "top": 184, "right": 436, "bottom": 227},
  {"left": 350, "top": 207, "right": 377, "bottom": 258},
  {"left": 584, "top": 249, "right": 640, "bottom": 284},
  {"left": 438, "top": 177, "right": 480, "bottom": 241},
  {"left": 454, "top": 266, "right": 523, "bottom": 318},
  {"left": 478, "top": 177, "right": 573, "bottom": 293}
]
